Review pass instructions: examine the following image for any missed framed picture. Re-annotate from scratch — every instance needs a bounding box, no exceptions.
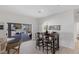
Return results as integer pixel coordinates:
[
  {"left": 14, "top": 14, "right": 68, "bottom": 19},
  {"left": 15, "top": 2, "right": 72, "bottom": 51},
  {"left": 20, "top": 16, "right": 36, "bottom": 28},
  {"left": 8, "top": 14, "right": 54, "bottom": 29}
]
[
  {"left": 0, "top": 25, "right": 4, "bottom": 30},
  {"left": 0, "top": 22, "right": 4, "bottom": 30},
  {"left": 49, "top": 25, "right": 60, "bottom": 30}
]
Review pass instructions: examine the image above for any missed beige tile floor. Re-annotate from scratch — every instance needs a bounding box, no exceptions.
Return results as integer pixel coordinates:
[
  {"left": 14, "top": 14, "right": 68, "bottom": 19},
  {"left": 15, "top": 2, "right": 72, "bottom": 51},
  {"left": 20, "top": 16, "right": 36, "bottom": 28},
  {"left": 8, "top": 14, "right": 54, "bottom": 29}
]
[
  {"left": 19, "top": 40, "right": 79, "bottom": 54},
  {"left": 31, "top": 47, "right": 79, "bottom": 54},
  {"left": 5, "top": 47, "right": 79, "bottom": 54},
  {"left": 4, "top": 40, "right": 79, "bottom": 54},
  {"left": 25, "top": 40, "right": 79, "bottom": 54}
]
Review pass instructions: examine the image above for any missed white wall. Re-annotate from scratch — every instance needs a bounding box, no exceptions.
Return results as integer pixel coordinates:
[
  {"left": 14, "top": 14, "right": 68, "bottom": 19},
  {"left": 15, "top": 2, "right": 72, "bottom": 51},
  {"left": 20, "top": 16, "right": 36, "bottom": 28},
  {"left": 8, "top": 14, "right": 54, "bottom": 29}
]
[{"left": 39, "top": 10, "right": 75, "bottom": 48}]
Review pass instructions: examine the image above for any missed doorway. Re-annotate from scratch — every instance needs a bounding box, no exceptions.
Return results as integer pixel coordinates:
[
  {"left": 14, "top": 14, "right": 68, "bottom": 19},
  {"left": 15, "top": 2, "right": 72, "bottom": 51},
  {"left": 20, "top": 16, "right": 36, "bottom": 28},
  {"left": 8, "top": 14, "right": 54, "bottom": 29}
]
[{"left": 75, "top": 23, "right": 79, "bottom": 49}]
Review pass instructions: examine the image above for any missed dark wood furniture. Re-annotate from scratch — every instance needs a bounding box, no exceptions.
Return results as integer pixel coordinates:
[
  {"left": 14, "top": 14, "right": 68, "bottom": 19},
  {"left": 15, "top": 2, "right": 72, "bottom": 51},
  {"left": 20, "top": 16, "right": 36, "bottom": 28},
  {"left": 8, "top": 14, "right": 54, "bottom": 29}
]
[
  {"left": 6, "top": 40, "right": 21, "bottom": 54},
  {"left": 36, "top": 32, "right": 44, "bottom": 50},
  {"left": 36, "top": 31, "right": 59, "bottom": 54},
  {"left": 0, "top": 38, "right": 7, "bottom": 54}
]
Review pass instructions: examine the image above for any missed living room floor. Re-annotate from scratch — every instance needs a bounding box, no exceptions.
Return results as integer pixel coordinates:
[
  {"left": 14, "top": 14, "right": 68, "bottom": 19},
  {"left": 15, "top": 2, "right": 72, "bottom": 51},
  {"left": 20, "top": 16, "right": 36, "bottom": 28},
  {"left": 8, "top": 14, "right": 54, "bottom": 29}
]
[{"left": 19, "top": 40, "right": 79, "bottom": 54}]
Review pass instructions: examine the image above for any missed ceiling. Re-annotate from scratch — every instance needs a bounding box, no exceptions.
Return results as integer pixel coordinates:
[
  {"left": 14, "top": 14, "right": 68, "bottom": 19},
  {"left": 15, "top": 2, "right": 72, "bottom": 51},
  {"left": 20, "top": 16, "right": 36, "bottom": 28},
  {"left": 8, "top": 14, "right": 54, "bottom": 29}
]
[{"left": 0, "top": 5, "right": 79, "bottom": 18}]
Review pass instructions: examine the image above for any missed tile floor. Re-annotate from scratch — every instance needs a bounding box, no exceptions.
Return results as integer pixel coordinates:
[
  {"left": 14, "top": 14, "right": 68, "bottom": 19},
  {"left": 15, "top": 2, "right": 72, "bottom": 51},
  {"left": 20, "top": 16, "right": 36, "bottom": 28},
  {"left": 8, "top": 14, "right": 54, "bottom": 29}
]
[
  {"left": 20, "top": 40, "right": 79, "bottom": 54},
  {"left": 5, "top": 40, "right": 79, "bottom": 54}
]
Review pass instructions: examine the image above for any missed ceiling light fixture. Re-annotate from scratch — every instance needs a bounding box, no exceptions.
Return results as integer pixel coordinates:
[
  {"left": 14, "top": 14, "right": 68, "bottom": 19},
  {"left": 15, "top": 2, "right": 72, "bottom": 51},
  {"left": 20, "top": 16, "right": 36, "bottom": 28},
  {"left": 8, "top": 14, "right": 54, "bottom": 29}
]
[{"left": 38, "top": 9, "right": 44, "bottom": 13}]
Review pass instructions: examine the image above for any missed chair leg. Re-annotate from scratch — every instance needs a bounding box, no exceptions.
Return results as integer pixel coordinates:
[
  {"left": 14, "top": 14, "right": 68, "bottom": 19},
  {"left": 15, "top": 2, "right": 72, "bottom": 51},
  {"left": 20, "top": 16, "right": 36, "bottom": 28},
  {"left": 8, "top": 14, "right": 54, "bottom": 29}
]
[
  {"left": 17, "top": 49, "right": 19, "bottom": 54},
  {"left": 47, "top": 45, "right": 48, "bottom": 54},
  {"left": 51, "top": 43, "right": 53, "bottom": 53},
  {"left": 52, "top": 40, "right": 55, "bottom": 54},
  {"left": 42, "top": 46, "right": 44, "bottom": 52},
  {"left": 7, "top": 49, "right": 10, "bottom": 54},
  {"left": 42, "top": 42, "right": 44, "bottom": 52},
  {"left": 39, "top": 46, "right": 41, "bottom": 50}
]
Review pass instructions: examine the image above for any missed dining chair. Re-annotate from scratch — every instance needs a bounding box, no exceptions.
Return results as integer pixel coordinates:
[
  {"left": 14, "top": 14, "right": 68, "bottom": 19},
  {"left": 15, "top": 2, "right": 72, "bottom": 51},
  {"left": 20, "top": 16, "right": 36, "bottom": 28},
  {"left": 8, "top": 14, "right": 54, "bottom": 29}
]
[
  {"left": 43, "top": 34, "right": 55, "bottom": 54},
  {"left": 0, "top": 38, "right": 7, "bottom": 54},
  {"left": 51, "top": 32, "right": 59, "bottom": 51},
  {"left": 36, "top": 32, "right": 44, "bottom": 50},
  {"left": 6, "top": 40, "right": 21, "bottom": 54}
]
